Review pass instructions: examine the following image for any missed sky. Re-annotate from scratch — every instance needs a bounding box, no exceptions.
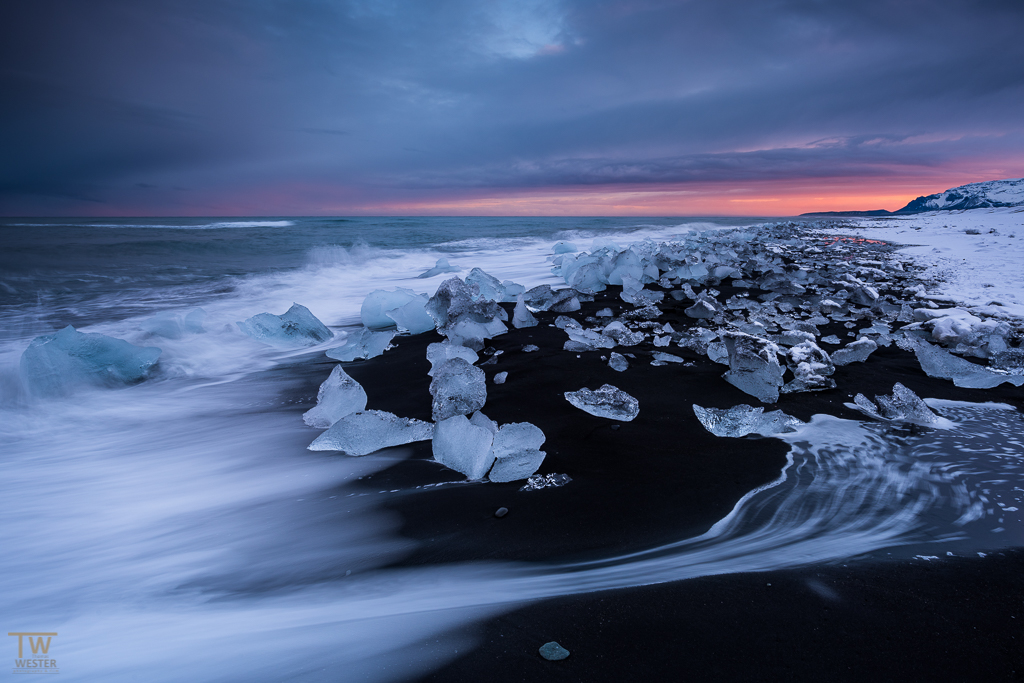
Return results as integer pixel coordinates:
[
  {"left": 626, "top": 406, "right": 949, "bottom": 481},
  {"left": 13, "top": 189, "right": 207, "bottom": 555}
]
[{"left": 2, "top": 0, "right": 1023, "bottom": 217}]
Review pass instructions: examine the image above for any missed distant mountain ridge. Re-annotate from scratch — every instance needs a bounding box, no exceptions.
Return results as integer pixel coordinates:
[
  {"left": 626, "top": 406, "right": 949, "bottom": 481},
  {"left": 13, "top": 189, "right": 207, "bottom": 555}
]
[{"left": 802, "top": 177, "right": 1024, "bottom": 216}]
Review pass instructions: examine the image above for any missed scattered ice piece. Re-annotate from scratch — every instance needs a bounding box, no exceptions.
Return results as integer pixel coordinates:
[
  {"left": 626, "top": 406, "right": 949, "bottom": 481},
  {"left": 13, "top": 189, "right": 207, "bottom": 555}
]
[
  {"left": 20, "top": 325, "right": 161, "bottom": 396},
  {"left": 302, "top": 365, "right": 368, "bottom": 428},
  {"left": 609, "top": 352, "right": 629, "bottom": 372},
  {"left": 684, "top": 294, "right": 718, "bottom": 319},
  {"left": 183, "top": 308, "right": 207, "bottom": 334},
  {"left": 652, "top": 352, "right": 684, "bottom": 363},
  {"left": 564, "top": 384, "right": 639, "bottom": 421},
  {"left": 426, "top": 341, "right": 479, "bottom": 376},
  {"left": 488, "top": 422, "right": 546, "bottom": 482},
  {"left": 832, "top": 338, "right": 878, "bottom": 366},
  {"left": 821, "top": 335, "right": 842, "bottom": 345},
  {"left": 385, "top": 296, "right": 435, "bottom": 334},
  {"left": 465, "top": 267, "right": 508, "bottom": 302},
  {"left": 519, "top": 473, "right": 572, "bottom": 491},
  {"left": 426, "top": 277, "right": 507, "bottom": 347},
  {"left": 849, "top": 285, "right": 879, "bottom": 306},
  {"left": 693, "top": 404, "right": 802, "bottom": 437},
  {"left": 512, "top": 294, "right": 538, "bottom": 329},
  {"left": 595, "top": 307, "right": 613, "bottom": 317},
  {"left": 141, "top": 311, "right": 188, "bottom": 339},
  {"left": 237, "top": 303, "right": 333, "bottom": 348},
  {"left": 308, "top": 410, "right": 433, "bottom": 455},
  {"left": 361, "top": 288, "right": 425, "bottom": 330},
  {"left": 522, "top": 344, "right": 539, "bottom": 352},
  {"left": 565, "top": 324, "right": 616, "bottom": 350},
  {"left": 900, "top": 334, "right": 1024, "bottom": 388},
  {"left": 722, "top": 332, "right": 784, "bottom": 403},
  {"left": 493, "top": 371, "right": 508, "bottom": 384},
  {"left": 326, "top": 328, "right": 396, "bottom": 361},
  {"left": 539, "top": 642, "right": 570, "bottom": 661},
  {"left": 707, "top": 341, "right": 730, "bottom": 365},
  {"left": 653, "top": 335, "right": 671, "bottom": 347},
  {"left": 848, "top": 383, "right": 951, "bottom": 427},
  {"left": 417, "top": 258, "right": 460, "bottom": 278},
  {"left": 552, "top": 241, "right": 577, "bottom": 254},
  {"left": 432, "top": 414, "right": 495, "bottom": 479},
  {"left": 430, "top": 357, "right": 487, "bottom": 421}
]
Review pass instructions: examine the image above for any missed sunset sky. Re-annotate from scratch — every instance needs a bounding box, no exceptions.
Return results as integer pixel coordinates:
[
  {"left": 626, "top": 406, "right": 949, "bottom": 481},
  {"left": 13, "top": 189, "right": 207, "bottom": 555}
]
[{"left": 2, "top": 0, "right": 1022, "bottom": 216}]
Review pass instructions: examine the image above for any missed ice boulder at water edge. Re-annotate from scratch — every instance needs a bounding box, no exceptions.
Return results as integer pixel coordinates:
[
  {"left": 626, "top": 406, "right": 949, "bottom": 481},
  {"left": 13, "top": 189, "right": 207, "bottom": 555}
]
[{"left": 237, "top": 303, "right": 333, "bottom": 348}]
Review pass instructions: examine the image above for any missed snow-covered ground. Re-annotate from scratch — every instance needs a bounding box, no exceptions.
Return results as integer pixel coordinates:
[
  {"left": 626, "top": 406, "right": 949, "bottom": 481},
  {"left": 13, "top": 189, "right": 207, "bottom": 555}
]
[{"left": 832, "top": 207, "right": 1024, "bottom": 319}]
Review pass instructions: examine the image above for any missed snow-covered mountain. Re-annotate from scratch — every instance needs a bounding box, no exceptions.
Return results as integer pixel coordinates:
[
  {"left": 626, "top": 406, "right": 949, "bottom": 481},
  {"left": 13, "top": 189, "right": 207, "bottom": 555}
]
[{"left": 898, "top": 177, "right": 1024, "bottom": 213}]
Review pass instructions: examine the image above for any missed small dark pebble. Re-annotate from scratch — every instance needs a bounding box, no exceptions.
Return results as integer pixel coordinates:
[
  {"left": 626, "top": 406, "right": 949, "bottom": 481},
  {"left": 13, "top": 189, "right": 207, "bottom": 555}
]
[
  {"left": 539, "top": 641, "right": 570, "bottom": 661},
  {"left": 494, "top": 507, "right": 509, "bottom": 518}
]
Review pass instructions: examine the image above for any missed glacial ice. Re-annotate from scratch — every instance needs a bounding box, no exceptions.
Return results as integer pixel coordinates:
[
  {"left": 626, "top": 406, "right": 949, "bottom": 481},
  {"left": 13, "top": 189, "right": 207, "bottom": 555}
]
[
  {"left": 848, "top": 383, "right": 949, "bottom": 427},
  {"left": 429, "top": 357, "right": 487, "bottom": 421},
  {"left": 465, "top": 268, "right": 507, "bottom": 302},
  {"left": 832, "top": 338, "right": 878, "bottom": 366},
  {"left": 692, "top": 404, "right": 802, "bottom": 437},
  {"left": 361, "top": 289, "right": 424, "bottom": 330},
  {"left": 426, "top": 341, "right": 478, "bottom": 376},
  {"left": 141, "top": 312, "right": 188, "bottom": 339},
  {"left": 20, "top": 325, "right": 162, "bottom": 396},
  {"left": 684, "top": 294, "right": 719, "bottom": 319},
  {"left": 564, "top": 384, "right": 639, "bottom": 421},
  {"left": 432, "top": 414, "right": 495, "bottom": 479},
  {"left": 900, "top": 334, "right": 1024, "bottom": 388},
  {"left": 326, "top": 328, "right": 396, "bottom": 361},
  {"left": 302, "top": 365, "right": 368, "bottom": 428},
  {"left": 307, "top": 410, "right": 434, "bottom": 455},
  {"left": 722, "top": 332, "right": 785, "bottom": 403},
  {"left": 426, "top": 277, "right": 508, "bottom": 349},
  {"left": 609, "top": 352, "right": 629, "bottom": 372},
  {"left": 512, "top": 294, "right": 538, "bottom": 328},
  {"left": 652, "top": 352, "right": 684, "bottom": 363},
  {"left": 488, "top": 422, "right": 547, "bottom": 482},
  {"left": 237, "top": 303, "right": 333, "bottom": 348},
  {"left": 493, "top": 371, "right": 508, "bottom": 384},
  {"left": 781, "top": 341, "right": 835, "bottom": 393},
  {"left": 417, "top": 258, "right": 460, "bottom": 278},
  {"left": 183, "top": 308, "right": 207, "bottom": 334},
  {"left": 552, "top": 241, "right": 577, "bottom": 254},
  {"left": 519, "top": 473, "right": 572, "bottom": 491}
]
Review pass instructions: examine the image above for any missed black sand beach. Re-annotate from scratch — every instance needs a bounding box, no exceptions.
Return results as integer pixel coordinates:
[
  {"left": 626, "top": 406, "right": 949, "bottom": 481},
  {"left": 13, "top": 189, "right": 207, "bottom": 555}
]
[{"left": 293, "top": 277, "right": 1024, "bottom": 681}]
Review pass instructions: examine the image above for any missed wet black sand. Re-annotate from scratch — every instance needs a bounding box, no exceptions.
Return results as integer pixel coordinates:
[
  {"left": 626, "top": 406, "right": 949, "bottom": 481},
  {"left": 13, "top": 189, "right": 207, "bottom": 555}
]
[{"left": 298, "top": 284, "right": 1024, "bottom": 680}]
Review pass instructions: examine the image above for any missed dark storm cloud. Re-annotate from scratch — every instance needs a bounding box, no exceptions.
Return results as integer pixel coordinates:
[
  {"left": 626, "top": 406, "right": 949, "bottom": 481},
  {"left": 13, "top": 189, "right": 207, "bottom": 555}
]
[{"left": 1, "top": 0, "right": 1022, "bottom": 212}]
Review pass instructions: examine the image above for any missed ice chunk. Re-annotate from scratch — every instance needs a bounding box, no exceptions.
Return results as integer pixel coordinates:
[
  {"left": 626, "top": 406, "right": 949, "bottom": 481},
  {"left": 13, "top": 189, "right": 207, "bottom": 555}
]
[
  {"left": 432, "top": 414, "right": 495, "bottom": 479},
  {"left": 522, "top": 344, "right": 539, "bottom": 352},
  {"left": 519, "top": 473, "right": 572, "bottom": 491},
  {"left": 512, "top": 294, "right": 538, "bottom": 329},
  {"left": 426, "top": 341, "right": 478, "bottom": 376},
  {"left": 848, "top": 383, "right": 950, "bottom": 428},
  {"left": 447, "top": 317, "right": 507, "bottom": 350},
  {"left": 141, "top": 312, "right": 187, "bottom": 339},
  {"left": 900, "top": 334, "right": 1024, "bottom": 388},
  {"left": 426, "top": 277, "right": 507, "bottom": 348},
  {"left": 326, "top": 328, "right": 395, "bottom": 361},
  {"left": 487, "top": 422, "right": 546, "bottom": 482},
  {"left": 361, "top": 288, "right": 424, "bottom": 330},
  {"left": 238, "top": 303, "right": 333, "bottom": 348},
  {"left": 595, "top": 308, "right": 613, "bottom": 317},
  {"left": 722, "top": 332, "right": 784, "bottom": 403},
  {"left": 684, "top": 294, "right": 719, "bottom": 319},
  {"left": 308, "top": 410, "right": 433, "bottom": 455},
  {"left": 302, "top": 365, "right": 368, "bottom": 428},
  {"left": 567, "top": 261, "right": 607, "bottom": 293},
  {"left": 385, "top": 297, "right": 435, "bottom": 335},
  {"left": 523, "top": 284, "right": 558, "bottom": 311},
  {"left": 693, "top": 404, "right": 802, "bottom": 437},
  {"left": 565, "top": 324, "right": 616, "bottom": 350},
  {"left": 183, "top": 308, "right": 207, "bottom": 334},
  {"left": 607, "top": 249, "right": 644, "bottom": 286},
  {"left": 493, "top": 371, "right": 508, "bottom": 384},
  {"left": 552, "top": 241, "right": 577, "bottom": 254},
  {"left": 430, "top": 357, "right": 487, "bottom": 421},
  {"left": 832, "top": 338, "right": 877, "bottom": 366},
  {"left": 609, "top": 352, "right": 629, "bottom": 372},
  {"left": 652, "top": 352, "right": 684, "bottom": 363},
  {"left": 465, "top": 268, "right": 505, "bottom": 302},
  {"left": 849, "top": 285, "right": 880, "bottom": 306},
  {"left": 549, "top": 290, "right": 582, "bottom": 313},
  {"left": 469, "top": 410, "right": 498, "bottom": 434},
  {"left": 564, "top": 384, "right": 639, "bottom": 421},
  {"left": 707, "top": 341, "right": 730, "bottom": 364},
  {"left": 417, "top": 258, "right": 460, "bottom": 278},
  {"left": 20, "top": 325, "right": 161, "bottom": 397},
  {"left": 782, "top": 341, "right": 835, "bottom": 394}
]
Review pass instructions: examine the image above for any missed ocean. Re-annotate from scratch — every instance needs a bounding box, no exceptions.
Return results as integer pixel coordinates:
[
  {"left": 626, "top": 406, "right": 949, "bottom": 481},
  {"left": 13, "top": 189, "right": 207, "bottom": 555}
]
[{"left": 1, "top": 216, "right": 1021, "bottom": 681}]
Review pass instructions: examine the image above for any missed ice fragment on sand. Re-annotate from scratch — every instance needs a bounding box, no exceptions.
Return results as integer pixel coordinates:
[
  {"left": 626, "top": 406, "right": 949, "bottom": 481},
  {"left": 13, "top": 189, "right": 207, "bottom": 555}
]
[
  {"left": 361, "top": 288, "right": 425, "bottom": 330},
  {"left": 465, "top": 267, "right": 508, "bottom": 302},
  {"left": 430, "top": 357, "right": 487, "bottom": 421},
  {"left": 721, "top": 332, "right": 784, "bottom": 403},
  {"left": 488, "top": 422, "right": 547, "bottom": 482},
  {"left": 522, "top": 344, "right": 539, "bottom": 352},
  {"left": 237, "top": 303, "right": 333, "bottom": 348},
  {"left": 326, "top": 328, "right": 396, "bottom": 361},
  {"left": 519, "top": 473, "right": 572, "bottom": 491},
  {"left": 821, "top": 335, "right": 842, "bottom": 345},
  {"left": 900, "top": 334, "right": 1024, "bottom": 388},
  {"left": 539, "top": 642, "right": 570, "bottom": 661},
  {"left": 609, "top": 352, "right": 629, "bottom": 372},
  {"left": 308, "top": 410, "right": 433, "bottom": 455},
  {"left": 385, "top": 298, "right": 436, "bottom": 335},
  {"left": 564, "top": 384, "right": 639, "bottom": 421},
  {"left": 20, "top": 325, "right": 161, "bottom": 396},
  {"left": 595, "top": 307, "right": 613, "bottom": 317},
  {"left": 432, "top": 414, "right": 495, "bottom": 479},
  {"left": 493, "top": 371, "right": 508, "bottom": 384},
  {"left": 684, "top": 294, "right": 719, "bottom": 319},
  {"left": 425, "top": 277, "right": 507, "bottom": 348},
  {"left": 781, "top": 341, "right": 835, "bottom": 393},
  {"left": 302, "top": 365, "right": 368, "bottom": 428},
  {"left": 512, "top": 294, "right": 538, "bottom": 329},
  {"left": 849, "top": 285, "right": 879, "bottom": 306},
  {"left": 417, "top": 258, "right": 460, "bottom": 278},
  {"left": 426, "top": 342, "right": 478, "bottom": 376},
  {"left": 848, "top": 383, "right": 949, "bottom": 427},
  {"left": 832, "top": 338, "right": 877, "bottom": 366},
  {"left": 652, "top": 352, "right": 684, "bottom": 363},
  {"left": 693, "top": 404, "right": 802, "bottom": 437}
]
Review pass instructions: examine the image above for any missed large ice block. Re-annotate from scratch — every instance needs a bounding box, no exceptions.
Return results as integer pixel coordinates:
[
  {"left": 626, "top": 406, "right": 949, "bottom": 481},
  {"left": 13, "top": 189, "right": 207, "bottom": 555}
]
[
  {"left": 488, "top": 422, "right": 546, "bottom": 482},
  {"left": 326, "top": 328, "right": 396, "bottom": 361},
  {"left": 721, "top": 332, "right": 784, "bottom": 403},
  {"left": 302, "top": 365, "right": 368, "bottom": 428},
  {"left": 361, "top": 288, "right": 421, "bottom": 330},
  {"left": 237, "top": 303, "right": 333, "bottom": 348},
  {"left": 426, "top": 341, "right": 479, "bottom": 376},
  {"left": 692, "top": 404, "right": 802, "bottom": 437},
  {"left": 429, "top": 357, "right": 487, "bottom": 421},
  {"left": 432, "top": 414, "right": 495, "bottom": 479},
  {"left": 564, "top": 384, "right": 639, "bottom": 421},
  {"left": 20, "top": 325, "right": 161, "bottom": 396},
  {"left": 307, "top": 410, "right": 434, "bottom": 455},
  {"left": 512, "top": 294, "right": 538, "bottom": 329}
]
